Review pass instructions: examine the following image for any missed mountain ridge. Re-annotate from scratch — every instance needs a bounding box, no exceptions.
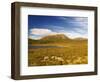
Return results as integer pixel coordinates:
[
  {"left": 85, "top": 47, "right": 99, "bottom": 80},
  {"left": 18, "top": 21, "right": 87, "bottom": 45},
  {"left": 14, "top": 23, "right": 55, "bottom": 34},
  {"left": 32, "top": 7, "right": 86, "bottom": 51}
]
[
  {"left": 29, "top": 34, "right": 87, "bottom": 40},
  {"left": 28, "top": 34, "right": 87, "bottom": 44},
  {"left": 40, "top": 34, "right": 70, "bottom": 40}
]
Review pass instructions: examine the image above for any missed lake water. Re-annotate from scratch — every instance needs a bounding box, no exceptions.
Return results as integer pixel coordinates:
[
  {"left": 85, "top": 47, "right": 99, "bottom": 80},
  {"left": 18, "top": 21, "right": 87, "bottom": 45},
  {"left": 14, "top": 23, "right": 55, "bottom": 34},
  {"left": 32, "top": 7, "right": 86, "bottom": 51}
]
[{"left": 29, "top": 45, "right": 64, "bottom": 49}]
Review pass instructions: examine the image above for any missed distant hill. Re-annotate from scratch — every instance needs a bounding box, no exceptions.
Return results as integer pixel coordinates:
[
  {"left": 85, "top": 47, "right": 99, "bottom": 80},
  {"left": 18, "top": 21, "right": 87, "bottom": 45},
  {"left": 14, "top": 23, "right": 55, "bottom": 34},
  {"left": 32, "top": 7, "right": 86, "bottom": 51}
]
[
  {"left": 28, "top": 34, "right": 87, "bottom": 44},
  {"left": 41, "top": 34, "right": 70, "bottom": 41},
  {"left": 74, "top": 37, "right": 88, "bottom": 40}
]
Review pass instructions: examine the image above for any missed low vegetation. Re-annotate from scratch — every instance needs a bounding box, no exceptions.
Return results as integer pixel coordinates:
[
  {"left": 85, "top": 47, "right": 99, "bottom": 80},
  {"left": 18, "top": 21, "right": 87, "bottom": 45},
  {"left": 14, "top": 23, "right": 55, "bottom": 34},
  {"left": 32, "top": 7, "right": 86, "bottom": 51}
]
[{"left": 28, "top": 34, "right": 88, "bottom": 66}]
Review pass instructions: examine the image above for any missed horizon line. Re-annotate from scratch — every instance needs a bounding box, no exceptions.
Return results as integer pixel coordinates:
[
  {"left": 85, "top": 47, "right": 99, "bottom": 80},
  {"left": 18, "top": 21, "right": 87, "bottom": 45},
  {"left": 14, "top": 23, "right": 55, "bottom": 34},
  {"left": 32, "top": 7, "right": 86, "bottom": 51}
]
[{"left": 28, "top": 33, "right": 88, "bottom": 40}]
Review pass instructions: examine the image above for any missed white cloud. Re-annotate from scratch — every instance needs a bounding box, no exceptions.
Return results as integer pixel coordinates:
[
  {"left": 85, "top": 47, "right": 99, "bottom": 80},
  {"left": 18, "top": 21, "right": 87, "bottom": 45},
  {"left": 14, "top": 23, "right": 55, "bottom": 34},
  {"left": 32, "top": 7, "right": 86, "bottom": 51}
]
[
  {"left": 29, "top": 28, "right": 53, "bottom": 35},
  {"left": 74, "top": 17, "right": 87, "bottom": 22},
  {"left": 29, "top": 28, "right": 58, "bottom": 39},
  {"left": 63, "top": 32, "right": 88, "bottom": 39},
  {"left": 74, "top": 17, "right": 88, "bottom": 28}
]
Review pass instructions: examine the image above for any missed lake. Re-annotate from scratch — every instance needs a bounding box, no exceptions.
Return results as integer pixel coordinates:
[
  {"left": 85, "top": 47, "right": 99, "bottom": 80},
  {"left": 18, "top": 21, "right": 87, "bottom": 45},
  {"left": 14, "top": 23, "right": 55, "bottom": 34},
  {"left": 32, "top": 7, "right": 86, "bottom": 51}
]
[{"left": 28, "top": 45, "right": 65, "bottom": 49}]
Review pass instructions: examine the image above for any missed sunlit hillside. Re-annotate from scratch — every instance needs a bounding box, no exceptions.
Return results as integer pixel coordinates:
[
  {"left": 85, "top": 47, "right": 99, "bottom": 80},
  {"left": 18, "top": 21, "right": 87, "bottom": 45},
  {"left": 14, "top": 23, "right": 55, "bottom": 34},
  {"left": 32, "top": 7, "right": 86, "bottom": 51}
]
[{"left": 28, "top": 34, "right": 88, "bottom": 66}]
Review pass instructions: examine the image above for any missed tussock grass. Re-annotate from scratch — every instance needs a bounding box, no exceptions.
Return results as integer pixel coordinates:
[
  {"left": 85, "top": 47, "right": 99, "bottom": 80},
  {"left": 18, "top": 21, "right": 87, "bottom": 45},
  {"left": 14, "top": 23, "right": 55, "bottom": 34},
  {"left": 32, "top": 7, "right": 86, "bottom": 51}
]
[{"left": 28, "top": 41, "right": 88, "bottom": 66}]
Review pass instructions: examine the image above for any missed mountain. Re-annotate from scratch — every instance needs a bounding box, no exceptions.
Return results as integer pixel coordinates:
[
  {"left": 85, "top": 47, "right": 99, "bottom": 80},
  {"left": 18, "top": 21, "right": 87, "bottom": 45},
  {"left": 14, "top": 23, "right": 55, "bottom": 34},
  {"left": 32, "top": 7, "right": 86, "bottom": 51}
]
[
  {"left": 74, "top": 37, "right": 88, "bottom": 40},
  {"left": 28, "top": 34, "right": 87, "bottom": 44},
  {"left": 41, "top": 34, "right": 70, "bottom": 41},
  {"left": 28, "top": 34, "right": 71, "bottom": 44}
]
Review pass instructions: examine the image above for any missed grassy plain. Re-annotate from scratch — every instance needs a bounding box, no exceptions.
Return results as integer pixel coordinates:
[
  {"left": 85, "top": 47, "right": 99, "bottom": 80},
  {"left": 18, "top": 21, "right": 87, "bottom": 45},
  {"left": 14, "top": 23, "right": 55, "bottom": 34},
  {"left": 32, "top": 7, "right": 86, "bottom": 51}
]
[{"left": 28, "top": 38, "right": 88, "bottom": 66}]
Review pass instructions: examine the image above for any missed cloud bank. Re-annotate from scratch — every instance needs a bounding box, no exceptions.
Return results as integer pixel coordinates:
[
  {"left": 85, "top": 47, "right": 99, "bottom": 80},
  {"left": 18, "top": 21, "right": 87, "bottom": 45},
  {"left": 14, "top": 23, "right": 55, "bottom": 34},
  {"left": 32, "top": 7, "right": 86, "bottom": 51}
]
[{"left": 29, "top": 28, "right": 87, "bottom": 40}]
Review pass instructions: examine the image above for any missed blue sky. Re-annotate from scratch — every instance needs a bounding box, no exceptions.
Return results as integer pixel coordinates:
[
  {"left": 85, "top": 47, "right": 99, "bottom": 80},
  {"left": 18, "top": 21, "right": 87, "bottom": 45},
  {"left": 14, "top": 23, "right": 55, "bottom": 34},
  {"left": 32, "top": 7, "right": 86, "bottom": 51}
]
[{"left": 28, "top": 15, "right": 88, "bottom": 39}]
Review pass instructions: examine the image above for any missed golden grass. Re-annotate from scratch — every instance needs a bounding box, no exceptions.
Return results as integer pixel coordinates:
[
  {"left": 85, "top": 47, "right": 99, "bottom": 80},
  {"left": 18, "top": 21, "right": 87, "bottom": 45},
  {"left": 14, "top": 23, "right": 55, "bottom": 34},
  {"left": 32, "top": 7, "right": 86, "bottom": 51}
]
[{"left": 28, "top": 41, "right": 88, "bottom": 66}]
